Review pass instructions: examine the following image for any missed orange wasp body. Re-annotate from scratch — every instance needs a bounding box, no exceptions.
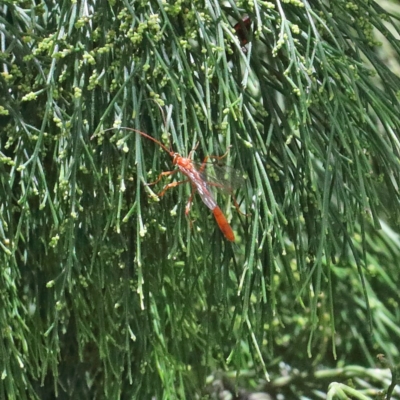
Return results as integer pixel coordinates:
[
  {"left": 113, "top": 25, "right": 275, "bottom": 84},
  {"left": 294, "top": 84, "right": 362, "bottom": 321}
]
[
  {"left": 166, "top": 152, "right": 235, "bottom": 242},
  {"left": 108, "top": 127, "right": 235, "bottom": 241}
]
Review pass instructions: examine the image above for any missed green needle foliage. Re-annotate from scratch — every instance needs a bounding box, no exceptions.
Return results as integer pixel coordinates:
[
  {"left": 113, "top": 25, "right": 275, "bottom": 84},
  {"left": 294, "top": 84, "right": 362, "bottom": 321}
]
[{"left": 1, "top": 0, "right": 400, "bottom": 398}]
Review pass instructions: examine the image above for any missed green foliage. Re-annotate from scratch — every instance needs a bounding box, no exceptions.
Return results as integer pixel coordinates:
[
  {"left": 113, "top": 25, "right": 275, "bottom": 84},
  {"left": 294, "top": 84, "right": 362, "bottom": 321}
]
[{"left": 1, "top": 0, "right": 400, "bottom": 398}]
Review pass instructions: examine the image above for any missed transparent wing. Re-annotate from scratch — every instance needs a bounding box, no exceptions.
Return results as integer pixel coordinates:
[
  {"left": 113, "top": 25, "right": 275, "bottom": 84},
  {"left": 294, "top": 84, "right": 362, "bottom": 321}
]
[
  {"left": 183, "top": 167, "right": 217, "bottom": 211},
  {"left": 194, "top": 161, "right": 246, "bottom": 194}
]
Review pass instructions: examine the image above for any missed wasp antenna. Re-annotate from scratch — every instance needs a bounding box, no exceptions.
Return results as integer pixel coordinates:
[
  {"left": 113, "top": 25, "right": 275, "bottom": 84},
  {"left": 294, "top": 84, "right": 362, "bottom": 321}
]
[{"left": 92, "top": 126, "right": 172, "bottom": 155}]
